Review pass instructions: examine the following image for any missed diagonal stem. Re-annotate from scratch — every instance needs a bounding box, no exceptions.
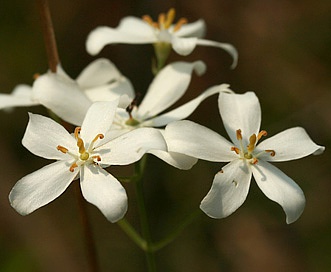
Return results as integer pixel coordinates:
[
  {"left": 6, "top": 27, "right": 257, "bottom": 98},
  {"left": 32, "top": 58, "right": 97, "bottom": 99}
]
[{"left": 36, "top": 0, "right": 60, "bottom": 72}]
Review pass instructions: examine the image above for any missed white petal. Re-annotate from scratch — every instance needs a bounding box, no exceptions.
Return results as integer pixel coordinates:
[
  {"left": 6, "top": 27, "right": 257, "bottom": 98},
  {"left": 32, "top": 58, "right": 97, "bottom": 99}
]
[
  {"left": 256, "top": 127, "right": 325, "bottom": 162},
  {"left": 137, "top": 61, "right": 206, "bottom": 118},
  {"left": 219, "top": 91, "right": 261, "bottom": 147},
  {"left": 22, "top": 113, "right": 77, "bottom": 160},
  {"left": 171, "top": 36, "right": 199, "bottom": 56},
  {"left": 0, "top": 85, "right": 38, "bottom": 110},
  {"left": 148, "top": 150, "right": 198, "bottom": 170},
  {"left": 80, "top": 165, "right": 127, "bottom": 222},
  {"left": 151, "top": 84, "right": 229, "bottom": 127},
  {"left": 33, "top": 72, "right": 92, "bottom": 126},
  {"left": 200, "top": 159, "right": 252, "bottom": 219},
  {"left": 101, "top": 128, "right": 167, "bottom": 165},
  {"left": 86, "top": 17, "right": 156, "bottom": 55},
  {"left": 9, "top": 160, "right": 76, "bottom": 215},
  {"left": 175, "top": 19, "right": 206, "bottom": 38},
  {"left": 76, "top": 58, "right": 122, "bottom": 88},
  {"left": 196, "top": 39, "right": 238, "bottom": 69},
  {"left": 252, "top": 160, "right": 306, "bottom": 224},
  {"left": 165, "top": 120, "right": 236, "bottom": 162},
  {"left": 84, "top": 77, "right": 135, "bottom": 108},
  {"left": 80, "top": 100, "right": 119, "bottom": 145}
]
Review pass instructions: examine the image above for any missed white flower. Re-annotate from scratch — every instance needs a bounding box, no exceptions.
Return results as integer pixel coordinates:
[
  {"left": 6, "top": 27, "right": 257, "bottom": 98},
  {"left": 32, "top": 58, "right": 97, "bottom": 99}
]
[
  {"left": 165, "top": 91, "right": 325, "bottom": 223},
  {"left": 0, "top": 58, "right": 134, "bottom": 125},
  {"left": 9, "top": 100, "right": 167, "bottom": 222},
  {"left": 110, "top": 61, "right": 231, "bottom": 169},
  {"left": 86, "top": 8, "right": 238, "bottom": 68}
]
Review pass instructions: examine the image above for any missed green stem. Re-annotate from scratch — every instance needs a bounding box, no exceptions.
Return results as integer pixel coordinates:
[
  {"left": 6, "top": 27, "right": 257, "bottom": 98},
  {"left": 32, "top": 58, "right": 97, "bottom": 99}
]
[
  {"left": 152, "top": 209, "right": 201, "bottom": 252},
  {"left": 117, "top": 219, "right": 147, "bottom": 251},
  {"left": 134, "top": 156, "right": 157, "bottom": 271}
]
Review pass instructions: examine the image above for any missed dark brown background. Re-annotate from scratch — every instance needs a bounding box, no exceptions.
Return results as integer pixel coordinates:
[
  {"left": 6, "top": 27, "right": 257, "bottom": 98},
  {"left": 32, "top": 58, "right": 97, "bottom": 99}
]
[{"left": 0, "top": 1, "right": 330, "bottom": 271}]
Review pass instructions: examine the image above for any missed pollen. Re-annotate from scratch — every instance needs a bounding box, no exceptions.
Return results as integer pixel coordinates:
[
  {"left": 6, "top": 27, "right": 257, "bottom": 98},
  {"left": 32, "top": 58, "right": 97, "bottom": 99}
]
[{"left": 57, "top": 145, "right": 68, "bottom": 153}]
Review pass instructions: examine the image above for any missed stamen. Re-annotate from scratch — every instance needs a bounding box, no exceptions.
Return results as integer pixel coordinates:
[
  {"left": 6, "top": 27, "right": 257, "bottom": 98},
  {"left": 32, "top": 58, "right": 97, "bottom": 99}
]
[
  {"left": 158, "top": 13, "right": 165, "bottom": 28},
  {"left": 173, "top": 18, "right": 188, "bottom": 32},
  {"left": 142, "top": 15, "right": 154, "bottom": 26},
  {"left": 92, "top": 155, "right": 102, "bottom": 162},
  {"left": 69, "top": 162, "right": 78, "bottom": 172},
  {"left": 74, "top": 127, "right": 86, "bottom": 154},
  {"left": 251, "top": 158, "right": 259, "bottom": 165},
  {"left": 231, "top": 146, "right": 240, "bottom": 154},
  {"left": 265, "top": 149, "right": 276, "bottom": 157},
  {"left": 57, "top": 145, "right": 68, "bottom": 153},
  {"left": 164, "top": 8, "right": 175, "bottom": 29},
  {"left": 33, "top": 73, "right": 40, "bottom": 80},
  {"left": 236, "top": 129, "right": 242, "bottom": 140},
  {"left": 92, "top": 134, "right": 104, "bottom": 143},
  {"left": 257, "top": 130, "right": 267, "bottom": 141},
  {"left": 247, "top": 134, "right": 257, "bottom": 153}
]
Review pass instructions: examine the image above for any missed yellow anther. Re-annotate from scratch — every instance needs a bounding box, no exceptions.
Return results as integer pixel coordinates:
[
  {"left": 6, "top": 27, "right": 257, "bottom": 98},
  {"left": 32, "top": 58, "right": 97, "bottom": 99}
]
[
  {"left": 92, "top": 134, "right": 104, "bottom": 144},
  {"left": 57, "top": 145, "right": 68, "bottom": 154},
  {"left": 265, "top": 149, "right": 276, "bottom": 157},
  {"left": 231, "top": 146, "right": 240, "bottom": 154},
  {"left": 173, "top": 18, "right": 188, "bottom": 32},
  {"left": 142, "top": 15, "right": 154, "bottom": 26},
  {"left": 33, "top": 73, "right": 40, "bottom": 80},
  {"left": 164, "top": 8, "right": 175, "bottom": 29},
  {"left": 247, "top": 134, "right": 257, "bottom": 153},
  {"left": 69, "top": 162, "right": 78, "bottom": 172},
  {"left": 158, "top": 13, "right": 165, "bottom": 27},
  {"left": 251, "top": 158, "right": 259, "bottom": 165},
  {"left": 92, "top": 155, "right": 102, "bottom": 162},
  {"left": 236, "top": 129, "right": 242, "bottom": 140},
  {"left": 74, "top": 127, "right": 86, "bottom": 154},
  {"left": 257, "top": 130, "right": 267, "bottom": 141}
]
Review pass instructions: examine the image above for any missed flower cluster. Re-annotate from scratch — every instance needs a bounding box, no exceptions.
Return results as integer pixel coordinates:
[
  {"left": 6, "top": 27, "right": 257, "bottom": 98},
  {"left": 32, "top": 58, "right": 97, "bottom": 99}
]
[{"left": 1, "top": 8, "right": 324, "bottom": 225}]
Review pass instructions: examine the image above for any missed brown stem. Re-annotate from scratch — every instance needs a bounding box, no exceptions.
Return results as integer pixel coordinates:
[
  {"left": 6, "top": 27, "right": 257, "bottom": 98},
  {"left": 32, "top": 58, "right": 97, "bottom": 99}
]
[
  {"left": 73, "top": 181, "right": 100, "bottom": 272},
  {"left": 36, "top": 0, "right": 60, "bottom": 72}
]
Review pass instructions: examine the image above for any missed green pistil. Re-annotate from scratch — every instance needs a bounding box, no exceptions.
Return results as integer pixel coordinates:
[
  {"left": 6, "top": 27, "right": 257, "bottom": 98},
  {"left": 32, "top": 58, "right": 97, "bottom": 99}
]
[{"left": 126, "top": 118, "right": 140, "bottom": 127}]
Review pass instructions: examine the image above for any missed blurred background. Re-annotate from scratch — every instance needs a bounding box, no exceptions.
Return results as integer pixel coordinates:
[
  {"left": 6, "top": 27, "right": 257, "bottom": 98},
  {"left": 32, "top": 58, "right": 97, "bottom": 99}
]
[{"left": 0, "top": 0, "right": 330, "bottom": 271}]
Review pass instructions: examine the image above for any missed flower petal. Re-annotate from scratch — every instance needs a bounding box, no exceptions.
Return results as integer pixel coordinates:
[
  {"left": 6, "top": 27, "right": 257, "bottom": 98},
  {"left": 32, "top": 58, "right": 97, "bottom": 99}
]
[
  {"left": 76, "top": 58, "right": 122, "bottom": 88},
  {"left": 174, "top": 19, "right": 206, "bottom": 38},
  {"left": 171, "top": 36, "right": 199, "bottom": 56},
  {"left": 256, "top": 127, "right": 325, "bottom": 162},
  {"left": 22, "top": 113, "right": 77, "bottom": 160},
  {"left": 196, "top": 39, "right": 238, "bottom": 69},
  {"left": 219, "top": 91, "right": 261, "bottom": 147},
  {"left": 86, "top": 17, "right": 156, "bottom": 55},
  {"left": 165, "top": 120, "right": 236, "bottom": 162},
  {"left": 101, "top": 128, "right": 167, "bottom": 165},
  {"left": 0, "top": 85, "right": 39, "bottom": 110},
  {"left": 80, "top": 165, "right": 127, "bottom": 222},
  {"left": 148, "top": 150, "right": 198, "bottom": 170},
  {"left": 151, "top": 84, "right": 231, "bottom": 127},
  {"left": 84, "top": 78, "right": 134, "bottom": 108},
  {"left": 9, "top": 160, "right": 76, "bottom": 215},
  {"left": 33, "top": 72, "right": 92, "bottom": 126},
  {"left": 200, "top": 159, "right": 252, "bottom": 219},
  {"left": 80, "top": 100, "right": 119, "bottom": 145},
  {"left": 252, "top": 160, "right": 306, "bottom": 224},
  {"left": 137, "top": 61, "right": 206, "bottom": 118}
]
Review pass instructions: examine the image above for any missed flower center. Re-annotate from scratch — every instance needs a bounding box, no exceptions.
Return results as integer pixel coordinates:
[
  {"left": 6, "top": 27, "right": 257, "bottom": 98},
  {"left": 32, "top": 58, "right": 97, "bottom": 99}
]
[
  {"left": 57, "top": 127, "right": 104, "bottom": 172},
  {"left": 142, "top": 8, "right": 187, "bottom": 32},
  {"left": 231, "top": 129, "right": 275, "bottom": 164},
  {"left": 125, "top": 94, "right": 141, "bottom": 127}
]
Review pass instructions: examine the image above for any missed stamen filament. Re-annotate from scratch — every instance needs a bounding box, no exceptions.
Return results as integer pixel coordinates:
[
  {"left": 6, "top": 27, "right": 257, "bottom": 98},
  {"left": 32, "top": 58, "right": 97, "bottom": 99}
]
[
  {"left": 164, "top": 8, "right": 175, "bottom": 29},
  {"left": 247, "top": 134, "right": 257, "bottom": 153},
  {"left": 173, "top": 18, "right": 188, "bottom": 32},
  {"left": 70, "top": 162, "right": 78, "bottom": 172},
  {"left": 265, "top": 149, "right": 276, "bottom": 156},
  {"left": 257, "top": 130, "right": 267, "bottom": 141}
]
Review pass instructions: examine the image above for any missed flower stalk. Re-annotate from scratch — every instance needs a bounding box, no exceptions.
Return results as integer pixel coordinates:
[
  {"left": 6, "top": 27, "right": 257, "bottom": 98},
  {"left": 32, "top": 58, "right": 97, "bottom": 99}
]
[{"left": 36, "top": 0, "right": 60, "bottom": 72}]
